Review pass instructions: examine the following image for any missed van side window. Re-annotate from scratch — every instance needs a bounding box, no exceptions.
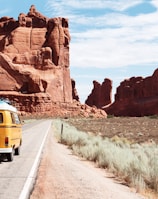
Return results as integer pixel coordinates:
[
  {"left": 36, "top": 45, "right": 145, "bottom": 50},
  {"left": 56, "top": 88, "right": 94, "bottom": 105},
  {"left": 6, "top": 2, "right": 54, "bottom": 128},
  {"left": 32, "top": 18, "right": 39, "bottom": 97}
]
[
  {"left": 11, "top": 113, "right": 15, "bottom": 124},
  {"left": 0, "top": 113, "right": 3, "bottom": 123},
  {"left": 11, "top": 113, "right": 20, "bottom": 124},
  {"left": 14, "top": 113, "right": 20, "bottom": 124}
]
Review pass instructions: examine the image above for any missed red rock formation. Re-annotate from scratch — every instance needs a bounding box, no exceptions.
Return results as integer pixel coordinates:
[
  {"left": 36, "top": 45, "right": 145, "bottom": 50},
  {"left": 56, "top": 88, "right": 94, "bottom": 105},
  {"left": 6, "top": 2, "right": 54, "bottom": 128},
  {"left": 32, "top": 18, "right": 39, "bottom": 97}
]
[
  {"left": 0, "top": 5, "right": 72, "bottom": 111},
  {"left": 104, "top": 68, "right": 158, "bottom": 116},
  {"left": 0, "top": 5, "right": 107, "bottom": 118},
  {"left": 85, "top": 78, "right": 112, "bottom": 108},
  {"left": 71, "top": 79, "right": 79, "bottom": 101}
]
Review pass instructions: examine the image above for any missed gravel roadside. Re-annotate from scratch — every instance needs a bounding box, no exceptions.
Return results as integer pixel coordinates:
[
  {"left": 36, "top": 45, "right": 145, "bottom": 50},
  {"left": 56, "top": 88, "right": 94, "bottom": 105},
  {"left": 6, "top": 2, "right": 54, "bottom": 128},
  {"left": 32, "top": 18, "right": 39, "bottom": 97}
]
[{"left": 30, "top": 121, "right": 147, "bottom": 199}]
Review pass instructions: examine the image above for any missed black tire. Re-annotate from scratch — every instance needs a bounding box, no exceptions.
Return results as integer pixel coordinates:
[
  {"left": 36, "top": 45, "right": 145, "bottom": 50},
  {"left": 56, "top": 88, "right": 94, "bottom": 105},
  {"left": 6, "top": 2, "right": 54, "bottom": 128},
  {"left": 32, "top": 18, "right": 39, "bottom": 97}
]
[
  {"left": 7, "top": 151, "right": 14, "bottom": 162},
  {"left": 15, "top": 146, "right": 20, "bottom": 156}
]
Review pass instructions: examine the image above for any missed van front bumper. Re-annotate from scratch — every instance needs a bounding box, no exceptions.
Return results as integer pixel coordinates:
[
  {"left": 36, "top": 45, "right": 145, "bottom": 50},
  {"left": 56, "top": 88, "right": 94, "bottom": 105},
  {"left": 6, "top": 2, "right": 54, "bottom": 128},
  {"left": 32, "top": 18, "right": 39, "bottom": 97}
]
[{"left": 0, "top": 148, "right": 12, "bottom": 153}]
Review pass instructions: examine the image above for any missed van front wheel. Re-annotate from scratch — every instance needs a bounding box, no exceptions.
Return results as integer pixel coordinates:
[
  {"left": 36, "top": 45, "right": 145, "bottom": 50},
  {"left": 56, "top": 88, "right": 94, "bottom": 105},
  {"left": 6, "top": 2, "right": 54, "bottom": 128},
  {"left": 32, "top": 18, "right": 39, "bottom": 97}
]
[
  {"left": 15, "top": 146, "right": 20, "bottom": 155},
  {"left": 7, "top": 151, "right": 14, "bottom": 162}
]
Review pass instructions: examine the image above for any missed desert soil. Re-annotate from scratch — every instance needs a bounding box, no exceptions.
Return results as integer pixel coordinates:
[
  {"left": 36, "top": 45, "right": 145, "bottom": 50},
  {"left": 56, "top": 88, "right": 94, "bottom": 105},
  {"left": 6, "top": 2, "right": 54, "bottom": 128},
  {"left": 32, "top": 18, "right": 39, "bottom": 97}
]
[
  {"left": 67, "top": 117, "right": 158, "bottom": 144},
  {"left": 29, "top": 118, "right": 153, "bottom": 199}
]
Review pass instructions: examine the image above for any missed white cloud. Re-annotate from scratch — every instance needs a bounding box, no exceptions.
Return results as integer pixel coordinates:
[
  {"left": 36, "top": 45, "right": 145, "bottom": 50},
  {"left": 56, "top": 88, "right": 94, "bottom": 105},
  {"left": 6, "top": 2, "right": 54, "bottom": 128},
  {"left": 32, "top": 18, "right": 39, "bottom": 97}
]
[
  {"left": 46, "top": 0, "right": 143, "bottom": 12},
  {"left": 151, "top": 0, "right": 158, "bottom": 9},
  {"left": 71, "top": 41, "right": 158, "bottom": 68},
  {"left": 70, "top": 17, "right": 158, "bottom": 68},
  {"left": 45, "top": 0, "right": 145, "bottom": 20},
  {"left": 0, "top": 9, "right": 10, "bottom": 16}
]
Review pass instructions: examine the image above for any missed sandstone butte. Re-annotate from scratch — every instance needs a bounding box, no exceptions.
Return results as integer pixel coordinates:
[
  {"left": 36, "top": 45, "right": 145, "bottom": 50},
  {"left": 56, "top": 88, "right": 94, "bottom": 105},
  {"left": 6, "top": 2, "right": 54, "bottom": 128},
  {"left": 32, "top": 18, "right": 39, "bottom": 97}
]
[
  {"left": 85, "top": 78, "right": 112, "bottom": 108},
  {"left": 0, "top": 5, "right": 106, "bottom": 118},
  {"left": 85, "top": 68, "right": 158, "bottom": 117}
]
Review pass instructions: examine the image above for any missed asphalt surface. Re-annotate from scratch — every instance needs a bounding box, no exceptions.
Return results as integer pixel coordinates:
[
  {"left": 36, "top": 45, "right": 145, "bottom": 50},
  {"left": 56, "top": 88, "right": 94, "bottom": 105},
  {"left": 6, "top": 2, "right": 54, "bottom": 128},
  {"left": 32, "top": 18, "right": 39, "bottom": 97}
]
[{"left": 0, "top": 119, "right": 52, "bottom": 199}]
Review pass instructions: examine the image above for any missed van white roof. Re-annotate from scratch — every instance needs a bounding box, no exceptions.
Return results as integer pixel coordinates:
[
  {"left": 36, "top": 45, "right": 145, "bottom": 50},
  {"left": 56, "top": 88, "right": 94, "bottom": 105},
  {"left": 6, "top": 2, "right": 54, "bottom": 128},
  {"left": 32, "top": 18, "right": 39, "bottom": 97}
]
[{"left": 0, "top": 101, "right": 17, "bottom": 112}]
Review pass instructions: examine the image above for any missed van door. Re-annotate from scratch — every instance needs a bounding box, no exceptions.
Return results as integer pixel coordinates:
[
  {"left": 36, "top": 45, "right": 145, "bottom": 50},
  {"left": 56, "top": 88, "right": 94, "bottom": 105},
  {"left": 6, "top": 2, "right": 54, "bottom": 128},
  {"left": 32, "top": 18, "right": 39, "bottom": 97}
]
[
  {"left": 10, "top": 112, "right": 22, "bottom": 151},
  {"left": 0, "top": 112, "right": 4, "bottom": 149}
]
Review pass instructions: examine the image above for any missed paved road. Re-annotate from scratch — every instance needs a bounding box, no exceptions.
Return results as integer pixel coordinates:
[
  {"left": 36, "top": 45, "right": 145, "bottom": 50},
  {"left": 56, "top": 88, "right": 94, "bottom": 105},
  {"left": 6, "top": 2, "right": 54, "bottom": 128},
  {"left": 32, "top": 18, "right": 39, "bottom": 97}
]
[{"left": 0, "top": 119, "right": 52, "bottom": 199}]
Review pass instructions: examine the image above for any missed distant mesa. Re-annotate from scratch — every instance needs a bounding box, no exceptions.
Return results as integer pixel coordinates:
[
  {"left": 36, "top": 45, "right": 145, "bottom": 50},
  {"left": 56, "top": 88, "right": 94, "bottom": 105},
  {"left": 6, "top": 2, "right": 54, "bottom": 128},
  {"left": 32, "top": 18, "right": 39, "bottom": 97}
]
[
  {"left": 85, "top": 68, "right": 158, "bottom": 117},
  {"left": 104, "top": 68, "right": 158, "bottom": 116}
]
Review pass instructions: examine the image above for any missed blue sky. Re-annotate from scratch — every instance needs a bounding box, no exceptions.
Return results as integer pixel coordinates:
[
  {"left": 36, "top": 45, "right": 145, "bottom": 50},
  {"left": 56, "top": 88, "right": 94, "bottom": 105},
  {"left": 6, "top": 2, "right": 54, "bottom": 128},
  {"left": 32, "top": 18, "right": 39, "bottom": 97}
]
[{"left": 0, "top": 0, "right": 158, "bottom": 102}]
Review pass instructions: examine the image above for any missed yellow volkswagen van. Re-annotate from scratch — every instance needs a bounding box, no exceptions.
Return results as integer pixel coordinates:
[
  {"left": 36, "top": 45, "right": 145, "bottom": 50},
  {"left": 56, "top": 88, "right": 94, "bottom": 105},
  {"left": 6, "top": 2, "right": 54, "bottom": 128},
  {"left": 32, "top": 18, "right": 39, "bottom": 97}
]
[{"left": 0, "top": 100, "right": 22, "bottom": 161}]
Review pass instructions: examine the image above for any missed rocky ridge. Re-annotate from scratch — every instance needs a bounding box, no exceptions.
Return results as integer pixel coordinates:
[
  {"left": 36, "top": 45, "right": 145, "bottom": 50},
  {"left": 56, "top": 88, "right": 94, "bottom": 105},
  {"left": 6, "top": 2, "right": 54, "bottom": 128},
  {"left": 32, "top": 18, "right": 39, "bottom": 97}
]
[
  {"left": 104, "top": 68, "right": 158, "bottom": 116},
  {"left": 86, "top": 68, "right": 158, "bottom": 116}
]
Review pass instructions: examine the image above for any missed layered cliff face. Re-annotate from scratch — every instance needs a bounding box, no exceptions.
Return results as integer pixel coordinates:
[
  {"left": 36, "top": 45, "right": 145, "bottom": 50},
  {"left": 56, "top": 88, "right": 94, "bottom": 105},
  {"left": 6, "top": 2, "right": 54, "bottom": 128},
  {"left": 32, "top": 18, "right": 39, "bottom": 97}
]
[
  {"left": 85, "top": 78, "right": 112, "bottom": 108},
  {"left": 0, "top": 5, "right": 72, "bottom": 112},
  {"left": 0, "top": 5, "right": 107, "bottom": 118},
  {"left": 104, "top": 68, "right": 158, "bottom": 116}
]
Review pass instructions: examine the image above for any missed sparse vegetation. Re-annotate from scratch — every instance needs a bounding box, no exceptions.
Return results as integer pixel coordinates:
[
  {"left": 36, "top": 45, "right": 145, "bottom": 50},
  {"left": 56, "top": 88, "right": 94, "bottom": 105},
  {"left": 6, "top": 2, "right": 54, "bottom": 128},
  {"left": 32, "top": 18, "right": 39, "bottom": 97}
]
[{"left": 52, "top": 118, "right": 158, "bottom": 197}]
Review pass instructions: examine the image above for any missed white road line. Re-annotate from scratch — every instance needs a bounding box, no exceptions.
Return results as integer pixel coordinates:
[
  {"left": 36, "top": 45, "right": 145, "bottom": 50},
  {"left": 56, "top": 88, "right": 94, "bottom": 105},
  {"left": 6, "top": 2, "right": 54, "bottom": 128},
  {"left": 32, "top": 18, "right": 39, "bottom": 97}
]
[{"left": 19, "top": 120, "right": 52, "bottom": 199}]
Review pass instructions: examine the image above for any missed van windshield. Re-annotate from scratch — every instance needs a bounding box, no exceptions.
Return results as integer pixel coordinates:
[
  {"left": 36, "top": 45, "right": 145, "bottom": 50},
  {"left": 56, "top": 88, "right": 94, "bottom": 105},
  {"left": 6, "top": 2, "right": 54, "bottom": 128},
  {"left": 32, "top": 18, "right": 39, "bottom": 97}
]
[{"left": 0, "top": 113, "right": 3, "bottom": 123}]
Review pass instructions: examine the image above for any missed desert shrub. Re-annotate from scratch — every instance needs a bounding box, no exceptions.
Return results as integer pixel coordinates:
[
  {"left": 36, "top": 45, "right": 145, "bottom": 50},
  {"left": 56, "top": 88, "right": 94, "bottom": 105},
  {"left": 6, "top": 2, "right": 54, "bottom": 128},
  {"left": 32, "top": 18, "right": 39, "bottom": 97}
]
[
  {"left": 107, "top": 114, "right": 115, "bottom": 118},
  {"left": 110, "top": 135, "right": 131, "bottom": 147},
  {"left": 131, "top": 174, "right": 146, "bottom": 192},
  {"left": 73, "top": 143, "right": 100, "bottom": 161},
  {"left": 149, "top": 115, "right": 158, "bottom": 119},
  {"left": 144, "top": 148, "right": 158, "bottom": 192},
  {"left": 53, "top": 120, "right": 89, "bottom": 147},
  {"left": 52, "top": 119, "right": 158, "bottom": 195}
]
